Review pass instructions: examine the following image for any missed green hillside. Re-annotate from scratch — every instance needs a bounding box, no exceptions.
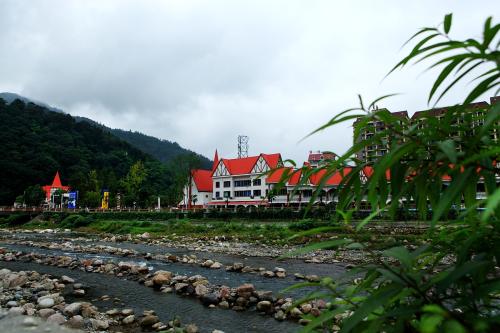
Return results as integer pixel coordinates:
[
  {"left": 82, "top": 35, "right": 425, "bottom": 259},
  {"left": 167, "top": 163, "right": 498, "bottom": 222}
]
[
  {"left": 110, "top": 128, "right": 212, "bottom": 169},
  {"left": 0, "top": 98, "right": 198, "bottom": 207}
]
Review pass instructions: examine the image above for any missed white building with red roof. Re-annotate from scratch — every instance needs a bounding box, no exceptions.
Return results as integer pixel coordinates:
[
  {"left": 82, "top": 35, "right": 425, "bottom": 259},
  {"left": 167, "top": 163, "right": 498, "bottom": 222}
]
[
  {"left": 209, "top": 152, "right": 283, "bottom": 207},
  {"left": 180, "top": 151, "right": 219, "bottom": 208}
]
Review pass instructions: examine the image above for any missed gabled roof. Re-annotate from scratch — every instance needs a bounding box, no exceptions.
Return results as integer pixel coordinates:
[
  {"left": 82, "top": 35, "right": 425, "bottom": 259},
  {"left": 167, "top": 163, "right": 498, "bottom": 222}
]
[
  {"left": 215, "top": 153, "right": 282, "bottom": 176},
  {"left": 261, "top": 153, "right": 281, "bottom": 168},
  {"left": 192, "top": 169, "right": 212, "bottom": 192}
]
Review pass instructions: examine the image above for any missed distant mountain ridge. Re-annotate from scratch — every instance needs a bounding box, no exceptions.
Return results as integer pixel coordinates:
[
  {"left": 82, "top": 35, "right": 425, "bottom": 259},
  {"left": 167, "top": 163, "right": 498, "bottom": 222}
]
[
  {"left": 0, "top": 92, "right": 212, "bottom": 169},
  {"left": 0, "top": 92, "right": 64, "bottom": 113}
]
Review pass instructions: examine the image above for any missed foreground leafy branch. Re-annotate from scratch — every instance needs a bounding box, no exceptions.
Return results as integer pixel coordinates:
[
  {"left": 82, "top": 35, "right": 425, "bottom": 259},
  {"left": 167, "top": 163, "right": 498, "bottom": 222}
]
[{"left": 281, "top": 14, "right": 500, "bottom": 333}]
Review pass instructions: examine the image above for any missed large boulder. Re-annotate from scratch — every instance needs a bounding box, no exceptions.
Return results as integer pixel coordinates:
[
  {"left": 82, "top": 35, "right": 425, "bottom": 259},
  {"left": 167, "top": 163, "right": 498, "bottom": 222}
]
[
  {"left": 47, "top": 313, "right": 66, "bottom": 325},
  {"left": 152, "top": 271, "right": 173, "bottom": 286},
  {"left": 195, "top": 284, "right": 208, "bottom": 297},
  {"left": 2, "top": 272, "right": 28, "bottom": 288},
  {"left": 140, "top": 315, "right": 160, "bottom": 327},
  {"left": 66, "top": 315, "right": 84, "bottom": 329},
  {"left": 63, "top": 302, "right": 82, "bottom": 316},
  {"left": 236, "top": 283, "right": 255, "bottom": 298},
  {"left": 256, "top": 300, "right": 273, "bottom": 313},
  {"left": 200, "top": 293, "right": 219, "bottom": 306}
]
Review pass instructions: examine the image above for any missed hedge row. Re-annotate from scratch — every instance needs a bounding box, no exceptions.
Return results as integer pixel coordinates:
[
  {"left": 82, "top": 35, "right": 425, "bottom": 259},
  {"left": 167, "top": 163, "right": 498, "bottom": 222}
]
[{"left": 37, "top": 207, "right": 431, "bottom": 222}]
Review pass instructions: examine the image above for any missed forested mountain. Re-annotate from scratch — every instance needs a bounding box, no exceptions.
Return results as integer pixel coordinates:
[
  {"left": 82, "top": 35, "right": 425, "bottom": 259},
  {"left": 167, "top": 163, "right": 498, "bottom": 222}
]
[
  {"left": 73, "top": 115, "right": 211, "bottom": 169},
  {"left": 0, "top": 92, "right": 64, "bottom": 113},
  {"left": 0, "top": 93, "right": 212, "bottom": 169},
  {"left": 0, "top": 98, "right": 201, "bottom": 207},
  {"left": 109, "top": 129, "right": 212, "bottom": 169}
]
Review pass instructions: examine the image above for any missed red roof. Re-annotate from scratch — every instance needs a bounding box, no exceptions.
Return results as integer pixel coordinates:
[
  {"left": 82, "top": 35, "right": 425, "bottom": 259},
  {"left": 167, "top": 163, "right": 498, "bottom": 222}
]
[
  {"left": 208, "top": 200, "right": 268, "bottom": 206},
  {"left": 309, "top": 168, "right": 353, "bottom": 186},
  {"left": 223, "top": 156, "right": 259, "bottom": 175},
  {"left": 216, "top": 153, "right": 282, "bottom": 176},
  {"left": 267, "top": 166, "right": 352, "bottom": 187},
  {"left": 192, "top": 169, "right": 212, "bottom": 192},
  {"left": 261, "top": 153, "right": 281, "bottom": 168},
  {"left": 266, "top": 167, "right": 293, "bottom": 184},
  {"left": 362, "top": 166, "right": 391, "bottom": 181}
]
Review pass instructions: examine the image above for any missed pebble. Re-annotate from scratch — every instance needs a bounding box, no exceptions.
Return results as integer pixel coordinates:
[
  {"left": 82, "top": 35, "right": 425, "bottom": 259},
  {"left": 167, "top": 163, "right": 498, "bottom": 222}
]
[
  {"left": 37, "top": 297, "right": 54, "bottom": 308},
  {"left": 67, "top": 315, "right": 84, "bottom": 329},
  {"left": 122, "top": 314, "right": 135, "bottom": 324},
  {"left": 22, "top": 316, "right": 38, "bottom": 327},
  {"left": 47, "top": 313, "right": 66, "bottom": 325}
]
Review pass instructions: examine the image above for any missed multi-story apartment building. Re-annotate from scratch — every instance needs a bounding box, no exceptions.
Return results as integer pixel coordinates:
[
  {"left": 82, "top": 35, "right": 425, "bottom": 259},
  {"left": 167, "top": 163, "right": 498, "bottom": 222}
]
[{"left": 354, "top": 97, "right": 499, "bottom": 163}]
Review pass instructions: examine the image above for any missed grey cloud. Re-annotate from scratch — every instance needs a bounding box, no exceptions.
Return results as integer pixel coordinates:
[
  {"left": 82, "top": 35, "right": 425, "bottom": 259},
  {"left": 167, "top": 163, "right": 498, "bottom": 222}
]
[{"left": 0, "top": 0, "right": 496, "bottom": 162}]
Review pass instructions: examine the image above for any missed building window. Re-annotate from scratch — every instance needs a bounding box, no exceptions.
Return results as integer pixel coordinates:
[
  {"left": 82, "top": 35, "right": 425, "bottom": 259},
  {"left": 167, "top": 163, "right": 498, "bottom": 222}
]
[
  {"left": 234, "top": 179, "right": 251, "bottom": 187},
  {"left": 223, "top": 181, "right": 231, "bottom": 188},
  {"left": 215, "top": 191, "right": 220, "bottom": 199},
  {"left": 215, "top": 182, "right": 220, "bottom": 188},
  {"left": 234, "top": 190, "right": 251, "bottom": 197},
  {"left": 253, "top": 179, "right": 261, "bottom": 186},
  {"left": 253, "top": 190, "right": 261, "bottom": 197},
  {"left": 223, "top": 191, "right": 231, "bottom": 198}
]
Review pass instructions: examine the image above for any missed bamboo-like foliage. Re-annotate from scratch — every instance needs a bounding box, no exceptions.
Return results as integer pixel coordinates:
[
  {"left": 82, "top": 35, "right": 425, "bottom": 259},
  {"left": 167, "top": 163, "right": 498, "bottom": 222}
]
[{"left": 280, "top": 14, "right": 500, "bottom": 333}]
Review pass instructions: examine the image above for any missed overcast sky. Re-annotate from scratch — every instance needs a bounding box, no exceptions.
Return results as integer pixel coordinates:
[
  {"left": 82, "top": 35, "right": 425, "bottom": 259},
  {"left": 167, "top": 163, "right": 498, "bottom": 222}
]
[{"left": 0, "top": 1, "right": 497, "bottom": 162}]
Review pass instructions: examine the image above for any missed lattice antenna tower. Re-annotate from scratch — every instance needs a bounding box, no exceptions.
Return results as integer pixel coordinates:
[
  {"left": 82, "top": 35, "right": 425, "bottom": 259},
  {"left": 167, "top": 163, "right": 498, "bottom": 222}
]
[{"left": 237, "top": 135, "right": 249, "bottom": 158}]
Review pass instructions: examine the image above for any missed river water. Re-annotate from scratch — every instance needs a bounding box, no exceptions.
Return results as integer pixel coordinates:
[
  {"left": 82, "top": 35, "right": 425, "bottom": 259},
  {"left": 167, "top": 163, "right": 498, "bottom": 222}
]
[{"left": 0, "top": 231, "right": 346, "bottom": 332}]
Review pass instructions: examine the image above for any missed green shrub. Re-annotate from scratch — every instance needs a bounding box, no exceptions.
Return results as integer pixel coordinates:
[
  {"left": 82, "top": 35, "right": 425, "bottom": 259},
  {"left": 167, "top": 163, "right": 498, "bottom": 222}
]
[
  {"left": 4, "top": 213, "right": 32, "bottom": 226},
  {"left": 59, "top": 214, "right": 94, "bottom": 228}
]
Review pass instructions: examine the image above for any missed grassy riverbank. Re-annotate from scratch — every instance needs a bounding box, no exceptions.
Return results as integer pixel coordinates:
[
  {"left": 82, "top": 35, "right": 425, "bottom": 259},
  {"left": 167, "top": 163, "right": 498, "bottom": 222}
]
[{"left": 1, "top": 212, "right": 427, "bottom": 249}]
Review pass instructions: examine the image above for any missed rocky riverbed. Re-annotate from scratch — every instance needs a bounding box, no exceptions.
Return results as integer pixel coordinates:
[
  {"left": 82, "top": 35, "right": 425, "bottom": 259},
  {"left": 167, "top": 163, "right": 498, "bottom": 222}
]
[
  {"left": 0, "top": 228, "right": 370, "bottom": 264},
  {"left": 0, "top": 228, "right": 356, "bottom": 332},
  {"left": 0, "top": 267, "right": 204, "bottom": 332}
]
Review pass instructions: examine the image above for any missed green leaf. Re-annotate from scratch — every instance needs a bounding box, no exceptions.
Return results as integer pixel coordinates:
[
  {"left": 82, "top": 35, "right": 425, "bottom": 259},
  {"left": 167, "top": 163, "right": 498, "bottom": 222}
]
[
  {"left": 340, "top": 286, "right": 401, "bottom": 333},
  {"left": 431, "top": 168, "right": 473, "bottom": 225},
  {"left": 437, "top": 140, "right": 457, "bottom": 164},
  {"left": 356, "top": 208, "right": 383, "bottom": 231},
  {"left": 443, "top": 320, "right": 466, "bottom": 333},
  {"left": 422, "top": 304, "right": 447, "bottom": 316},
  {"left": 376, "top": 268, "right": 407, "bottom": 285},
  {"left": 428, "top": 58, "right": 462, "bottom": 104},
  {"left": 444, "top": 13, "right": 452, "bottom": 34},
  {"left": 299, "top": 307, "right": 347, "bottom": 333},
  {"left": 420, "top": 314, "right": 444, "bottom": 333},
  {"left": 436, "top": 260, "right": 490, "bottom": 290},
  {"left": 481, "top": 186, "right": 500, "bottom": 222},
  {"left": 383, "top": 246, "right": 412, "bottom": 268}
]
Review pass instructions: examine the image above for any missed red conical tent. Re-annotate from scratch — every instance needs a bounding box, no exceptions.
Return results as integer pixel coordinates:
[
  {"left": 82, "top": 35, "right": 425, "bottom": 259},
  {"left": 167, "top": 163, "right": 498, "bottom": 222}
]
[
  {"left": 51, "top": 171, "right": 63, "bottom": 188},
  {"left": 42, "top": 171, "right": 70, "bottom": 200}
]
